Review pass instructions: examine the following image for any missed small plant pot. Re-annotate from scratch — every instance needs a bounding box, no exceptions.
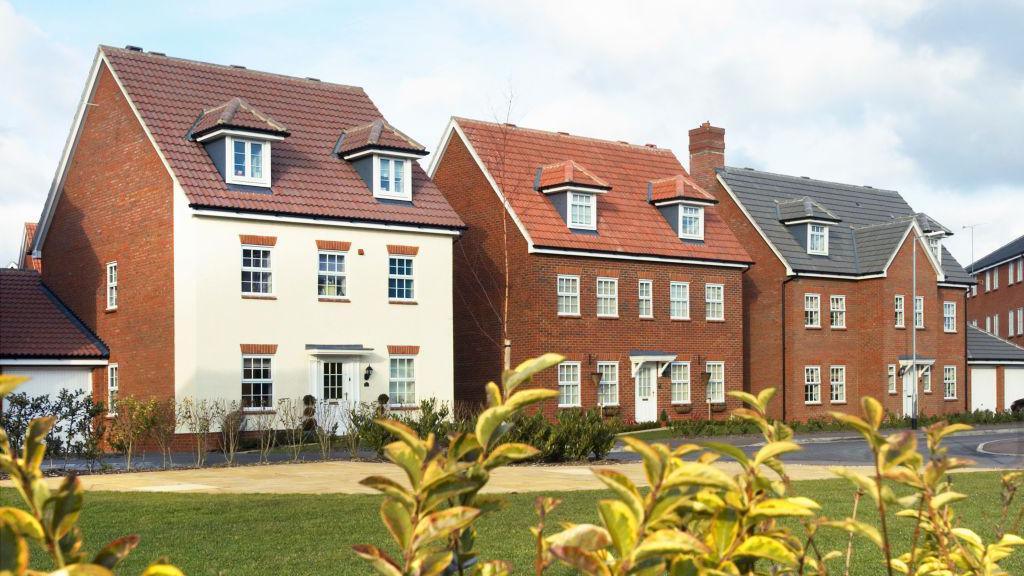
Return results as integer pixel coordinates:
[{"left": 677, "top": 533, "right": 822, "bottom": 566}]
[
  {"left": 710, "top": 403, "right": 727, "bottom": 413},
  {"left": 601, "top": 405, "right": 620, "bottom": 418},
  {"left": 672, "top": 404, "right": 692, "bottom": 415}
]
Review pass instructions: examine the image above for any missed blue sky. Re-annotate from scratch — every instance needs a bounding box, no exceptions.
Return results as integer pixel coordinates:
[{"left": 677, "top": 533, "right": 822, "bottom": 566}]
[{"left": 2, "top": 0, "right": 1022, "bottom": 267}]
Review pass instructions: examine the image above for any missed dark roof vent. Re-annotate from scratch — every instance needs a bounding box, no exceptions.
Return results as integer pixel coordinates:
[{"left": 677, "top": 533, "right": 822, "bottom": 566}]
[
  {"left": 800, "top": 176, "right": 810, "bottom": 179},
  {"left": 149, "top": 51, "right": 166, "bottom": 56},
  {"left": 306, "top": 77, "right": 321, "bottom": 82},
  {"left": 617, "top": 140, "right": 629, "bottom": 144},
  {"left": 230, "top": 64, "right": 246, "bottom": 69},
  {"left": 125, "top": 45, "right": 143, "bottom": 52},
  {"left": 557, "top": 131, "right": 569, "bottom": 135},
  {"left": 503, "top": 122, "right": 516, "bottom": 128},
  {"left": 644, "top": 143, "right": 657, "bottom": 148}
]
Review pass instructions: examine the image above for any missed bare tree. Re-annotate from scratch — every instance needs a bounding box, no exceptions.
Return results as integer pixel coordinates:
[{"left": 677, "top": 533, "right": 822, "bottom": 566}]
[
  {"left": 314, "top": 400, "right": 340, "bottom": 460},
  {"left": 248, "top": 409, "right": 277, "bottom": 464},
  {"left": 277, "top": 398, "right": 305, "bottom": 462},
  {"left": 217, "top": 400, "right": 244, "bottom": 466},
  {"left": 177, "top": 397, "right": 219, "bottom": 467},
  {"left": 148, "top": 397, "right": 177, "bottom": 469}
]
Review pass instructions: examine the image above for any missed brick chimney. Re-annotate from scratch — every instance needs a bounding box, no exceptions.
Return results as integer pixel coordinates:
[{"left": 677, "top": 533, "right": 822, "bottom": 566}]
[{"left": 688, "top": 122, "right": 725, "bottom": 193}]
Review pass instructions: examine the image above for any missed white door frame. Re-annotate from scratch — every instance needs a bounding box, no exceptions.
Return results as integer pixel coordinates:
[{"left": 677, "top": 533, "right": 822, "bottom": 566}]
[
  {"left": 634, "top": 363, "right": 658, "bottom": 423},
  {"left": 902, "top": 367, "right": 915, "bottom": 418},
  {"left": 309, "top": 357, "right": 361, "bottom": 407}
]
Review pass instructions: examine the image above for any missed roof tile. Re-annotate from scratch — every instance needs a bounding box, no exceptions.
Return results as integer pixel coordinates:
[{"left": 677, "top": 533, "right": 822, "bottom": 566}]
[{"left": 0, "top": 270, "right": 108, "bottom": 359}]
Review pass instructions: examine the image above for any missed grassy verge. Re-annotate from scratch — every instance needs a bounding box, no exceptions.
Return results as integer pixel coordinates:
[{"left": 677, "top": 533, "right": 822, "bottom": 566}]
[{"left": 9, "top": 471, "right": 1021, "bottom": 575}]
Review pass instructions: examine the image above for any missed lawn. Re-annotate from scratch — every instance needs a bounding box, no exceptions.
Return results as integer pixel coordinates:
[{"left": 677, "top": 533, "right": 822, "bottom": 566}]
[{"left": 8, "top": 471, "right": 1022, "bottom": 575}]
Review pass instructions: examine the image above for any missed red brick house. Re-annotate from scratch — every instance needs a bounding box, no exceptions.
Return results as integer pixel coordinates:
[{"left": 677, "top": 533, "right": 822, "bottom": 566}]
[
  {"left": 690, "top": 123, "right": 976, "bottom": 421},
  {"left": 30, "top": 45, "right": 464, "bottom": 429},
  {"left": 430, "top": 118, "right": 751, "bottom": 423},
  {"left": 966, "top": 235, "right": 1024, "bottom": 345}
]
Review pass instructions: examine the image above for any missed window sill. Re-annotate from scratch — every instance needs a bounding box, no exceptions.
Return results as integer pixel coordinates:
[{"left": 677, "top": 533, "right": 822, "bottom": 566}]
[
  {"left": 830, "top": 401, "right": 847, "bottom": 405},
  {"left": 639, "top": 316, "right": 655, "bottom": 321},
  {"left": 558, "top": 314, "right": 582, "bottom": 319},
  {"left": 389, "top": 300, "right": 418, "bottom": 305},
  {"left": 944, "top": 330, "right": 957, "bottom": 334},
  {"left": 830, "top": 326, "right": 847, "bottom": 331},
  {"left": 104, "top": 308, "right": 117, "bottom": 314},
  {"left": 557, "top": 404, "right": 582, "bottom": 409},
  {"left": 388, "top": 404, "right": 419, "bottom": 411},
  {"left": 706, "top": 318, "right": 725, "bottom": 323},
  {"left": 597, "top": 315, "right": 620, "bottom": 320},
  {"left": 671, "top": 402, "right": 692, "bottom": 406},
  {"left": 895, "top": 326, "right": 906, "bottom": 330},
  {"left": 670, "top": 317, "right": 691, "bottom": 322},
  {"left": 319, "top": 297, "right": 351, "bottom": 303},
  {"left": 804, "top": 402, "right": 822, "bottom": 406},
  {"left": 944, "top": 397, "right": 958, "bottom": 402},
  {"left": 242, "top": 295, "right": 277, "bottom": 300},
  {"left": 243, "top": 409, "right": 276, "bottom": 414},
  {"left": 805, "top": 325, "right": 822, "bottom": 330}
]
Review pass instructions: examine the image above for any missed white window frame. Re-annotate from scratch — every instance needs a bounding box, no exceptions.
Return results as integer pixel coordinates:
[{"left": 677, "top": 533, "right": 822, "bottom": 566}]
[
  {"left": 914, "top": 296, "right": 924, "bottom": 329},
  {"left": 986, "top": 316, "right": 992, "bottom": 333},
  {"left": 894, "top": 294, "right": 905, "bottom": 328},
  {"left": 373, "top": 155, "right": 412, "bottom": 201},
  {"left": 638, "top": 279, "right": 653, "bottom": 318},
  {"left": 105, "top": 261, "right": 118, "bottom": 311},
  {"left": 678, "top": 204, "right": 705, "bottom": 240},
  {"left": 808, "top": 224, "right": 829, "bottom": 255},
  {"left": 596, "top": 277, "right": 619, "bottom": 318},
  {"left": 943, "top": 366, "right": 957, "bottom": 400},
  {"left": 830, "top": 295, "right": 846, "bottom": 328},
  {"left": 804, "top": 293, "right": 821, "bottom": 328},
  {"left": 241, "top": 355, "right": 274, "bottom": 411},
  {"left": 388, "top": 356, "right": 417, "bottom": 407},
  {"left": 804, "top": 366, "right": 821, "bottom": 404},
  {"left": 705, "top": 283, "right": 724, "bottom": 321},
  {"left": 226, "top": 136, "right": 271, "bottom": 187},
  {"left": 829, "top": 365, "right": 846, "bottom": 404},
  {"left": 985, "top": 270, "right": 991, "bottom": 292},
  {"left": 107, "top": 363, "right": 119, "bottom": 415},
  {"left": 922, "top": 365, "right": 932, "bottom": 393},
  {"left": 943, "top": 301, "right": 956, "bottom": 333},
  {"left": 597, "top": 361, "right": 619, "bottom": 406},
  {"left": 995, "top": 266, "right": 999, "bottom": 289},
  {"left": 670, "top": 281, "right": 690, "bottom": 320},
  {"left": 388, "top": 255, "right": 415, "bottom": 301},
  {"left": 1010, "top": 310, "right": 1016, "bottom": 338},
  {"left": 567, "top": 191, "right": 597, "bottom": 230},
  {"left": 994, "top": 314, "right": 1001, "bottom": 337},
  {"left": 670, "top": 361, "right": 691, "bottom": 404},
  {"left": 706, "top": 361, "right": 725, "bottom": 403},
  {"left": 971, "top": 281, "right": 977, "bottom": 297},
  {"left": 887, "top": 364, "right": 897, "bottom": 394},
  {"left": 1011, "top": 261, "right": 1016, "bottom": 285},
  {"left": 317, "top": 250, "right": 347, "bottom": 299},
  {"left": 1018, "top": 307, "right": 1023, "bottom": 336},
  {"left": 557, "top": 361, "right": 582, "bottom": 407},
  {"left": 1018, "top": 258, "right": 1023, "bottom": 283},
  {"left": 557, "top": 275, "right": 580, "bottom": 316},
  {"left": 241, "top": 245, "right": 273, "bottom": 296}
]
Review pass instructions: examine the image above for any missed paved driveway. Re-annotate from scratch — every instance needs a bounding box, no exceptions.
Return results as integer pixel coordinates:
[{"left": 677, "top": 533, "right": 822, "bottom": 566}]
[{"left": 614, "top": 425, "right": 1024, "bottom": 469}]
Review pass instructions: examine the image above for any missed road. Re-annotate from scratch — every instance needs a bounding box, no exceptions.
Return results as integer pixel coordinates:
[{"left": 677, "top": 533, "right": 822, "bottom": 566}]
[{"left": 613, "top": 426, "right": 1024, "bottom": 469}]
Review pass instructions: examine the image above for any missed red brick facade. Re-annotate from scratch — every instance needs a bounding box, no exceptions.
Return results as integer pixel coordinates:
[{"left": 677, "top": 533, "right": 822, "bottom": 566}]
[
  {"left": 40, "top": 64, "right": 174, "bottom": 410},
  {"left": 433, "top": 132, "right": 745, "bottom": 423},
  {"left": 696, "top": 125, "right": 970, "bottom": 420},
  {"left": 967, "top": 257, "right": 1024, "bottom": 345}
]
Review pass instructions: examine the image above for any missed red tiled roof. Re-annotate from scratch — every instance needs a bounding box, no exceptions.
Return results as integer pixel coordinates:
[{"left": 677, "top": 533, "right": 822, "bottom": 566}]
[
  {"left": 20, "top": 222, "right": 41, "bottom": 272},
  {"left": 189, "top": 97, "right": 288, "bottom": 139},
  {"left": 335, "top": 119, "right": 425, "bottom": 157},
  {"left": 537, "top": 160, "right": 610, "bottom": 191},
  {"left": 0, "top": 270, "right": 108, "bottom": 359},
  {"left": 650, "top": 174, "right": 717, "bottom": 204},
  {"left": 100, "top": 47, "right": 462, "bottom": 229},
  {"left": 454, "top": 119, "right": 750, "bottom": 263}
]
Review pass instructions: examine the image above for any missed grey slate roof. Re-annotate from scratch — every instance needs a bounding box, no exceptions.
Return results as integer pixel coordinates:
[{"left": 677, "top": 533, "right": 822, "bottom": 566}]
[
  {"left": 967, "top": 325, "right": 1024, "bottom": 363},
  {"left": 718, "top": 167, "right": 973, "bottom": 283},
  {"left": 968, "top": 233, "right": 1024, "bottom": 274}
]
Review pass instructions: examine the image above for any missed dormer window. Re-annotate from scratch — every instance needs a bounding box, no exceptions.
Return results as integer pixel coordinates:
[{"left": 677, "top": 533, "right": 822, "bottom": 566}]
[
  {"left": 808, "top": 224, "right": 829, "bottom": 255},
  {"left": 375, "top": 156, "right": 411, "bottom": 201},
  {"left": 568, "top": 191, "right": 596, "bottom": 230},
  {"left": 679, "top": 204, "right": 705, "bottom": 240},
  {"left": 228, "top": 137, "right": 271, "bottom": 187}
]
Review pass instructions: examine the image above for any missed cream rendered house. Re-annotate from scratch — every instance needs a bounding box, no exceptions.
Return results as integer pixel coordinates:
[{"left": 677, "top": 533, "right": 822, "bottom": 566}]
[{"left": 33, "top": 46, "right": 463, "bottom": 425}]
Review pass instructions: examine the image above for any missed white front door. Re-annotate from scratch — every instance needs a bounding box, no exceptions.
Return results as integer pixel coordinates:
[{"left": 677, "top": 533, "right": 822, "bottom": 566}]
[
  {"left": 317, "top": 360, "right": 358, "bottom": 408},
  {"left": 635, "top": 363, "right": 658, "bottom": 423},
  {"left": 902, "top": 367, "right": 916, "bottom": 417}
]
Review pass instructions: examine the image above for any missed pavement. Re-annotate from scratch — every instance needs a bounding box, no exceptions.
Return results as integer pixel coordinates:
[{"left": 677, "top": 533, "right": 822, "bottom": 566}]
[{"left": 4, "top": 425, "right": 1019, "bottom": 496}]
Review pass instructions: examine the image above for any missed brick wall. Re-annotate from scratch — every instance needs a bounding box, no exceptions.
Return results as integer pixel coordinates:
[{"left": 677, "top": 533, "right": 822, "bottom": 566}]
[
  {"left": 433, "top": 132, "right": 744, "bottom": 422},
  {"left": 967, "top": 257, "right": 1024, "bottom": 345},
  {"left": 40, "top": 63, "right": 174, "bottom": 410}
]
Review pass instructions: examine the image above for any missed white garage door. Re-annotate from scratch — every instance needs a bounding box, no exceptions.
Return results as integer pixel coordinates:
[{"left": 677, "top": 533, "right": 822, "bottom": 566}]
[
  {"left": 0, "top": 366, "right": 93, "bottom": 405},
  {"left": 1005, "top": 367, "right": 1024, "bottom": 410},
  {"left": 971, "top": 366, "right": 998, "bottom": 412}
]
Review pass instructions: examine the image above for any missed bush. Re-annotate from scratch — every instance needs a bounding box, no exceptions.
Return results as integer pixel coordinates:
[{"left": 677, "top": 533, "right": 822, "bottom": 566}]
[
  {"left": 2, "top": 389, "right": 104, "bottom": 468},
  {"left": 504, "top": 408, "right": 619, "bottom": 462},
  {"left": 2, "top": 392, "right": 56, "bottom": 455}
]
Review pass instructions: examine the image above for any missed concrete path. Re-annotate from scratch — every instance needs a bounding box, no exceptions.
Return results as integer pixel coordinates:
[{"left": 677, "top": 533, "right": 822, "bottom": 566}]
[{"left": 6, "top": 460, "right": 881, "bottom": 495}]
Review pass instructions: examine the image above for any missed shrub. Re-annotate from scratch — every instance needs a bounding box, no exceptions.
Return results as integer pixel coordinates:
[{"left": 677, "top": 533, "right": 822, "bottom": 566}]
[
  {"left": 314, "top": 400, "right": 340, "bottom": 460},
  {"left": 277, "top": 397, "right": 306, "bottom": 462},
  {"left": 217, "top": 400, "right": 244, "bottom": 466},
  {"left": 107, "top": 396, "right": 154, "bottom": 472},
  {"left": 1, "top": 391, "right": 53, "bottom": 455},
  {"left": 247, "top": 409, "right": 277, "bottom": 464},
  {"left": 354, "top": 357, "right": 1024, "bottom": 576},
  {"left": 546, "top": 408, "right": 619, "bottom": 461},
  {"left": 400, "top": 397, "right": 452, "bottom": 441},
  {"left": 0, "top": 374, "right": 184, "bottom": 575},
  {"left": 176, "top": 397, "right": 218, "bottom": 467},
  {"left": 148, "top": 397, "right": 177, "bottom": 468},
  {"left": 352, "top": 402, "right": 393, "bottom": 457}
]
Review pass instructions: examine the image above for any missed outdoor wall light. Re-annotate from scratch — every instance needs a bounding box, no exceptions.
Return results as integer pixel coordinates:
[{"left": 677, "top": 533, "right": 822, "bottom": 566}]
[{"left": 363, "top": 365, "right": 374, "bottom": 387}]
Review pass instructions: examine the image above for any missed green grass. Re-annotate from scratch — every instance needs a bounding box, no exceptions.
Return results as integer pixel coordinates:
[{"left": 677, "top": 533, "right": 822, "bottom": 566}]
[{"left": 7, "top": 471, "right": 1022, "bottom": 575}]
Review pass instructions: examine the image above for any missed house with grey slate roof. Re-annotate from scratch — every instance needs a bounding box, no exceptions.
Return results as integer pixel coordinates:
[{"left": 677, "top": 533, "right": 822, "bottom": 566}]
[
  {"left": 965, "top": 234, "right": 1024, "bottom": 346},
  {"left": 686, "top": 122, "right": 974, "bottom": 422}
]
